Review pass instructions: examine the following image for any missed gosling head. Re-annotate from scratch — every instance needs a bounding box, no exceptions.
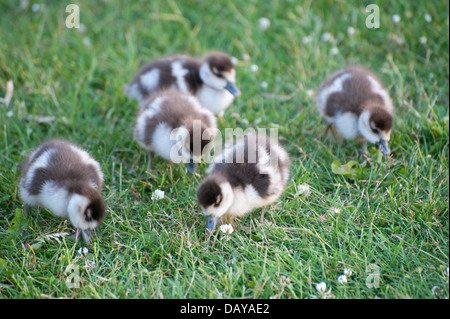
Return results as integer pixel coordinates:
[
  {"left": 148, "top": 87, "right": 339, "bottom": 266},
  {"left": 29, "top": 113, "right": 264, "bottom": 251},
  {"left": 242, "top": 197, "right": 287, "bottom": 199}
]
[
  {"left": 358, "top": 106, "right": 393, "bottom": 155},
  {"left": 67, "top": 190, "right": 105, "bottom": 245},
  {"left": 196, "top": 175, "right": 233, "bottom": 231},
  {"left": 199, "top": 53, "right": 241, "bottom": 97}
]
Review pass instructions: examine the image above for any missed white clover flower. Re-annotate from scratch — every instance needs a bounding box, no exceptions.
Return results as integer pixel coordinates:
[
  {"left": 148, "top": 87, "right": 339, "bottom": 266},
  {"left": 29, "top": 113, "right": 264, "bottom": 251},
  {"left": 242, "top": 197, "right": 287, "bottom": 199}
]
[
  {"left": 344, "top": 268, "right": 353, "bottom": 277},
  {"left": 258, "top": 17, "right": 271, "bottom": 31},
  {"left": 330, "top": 47, "right": 339, "bottom": 55},
  {"left": 32, "top": 3, "right": 40, "bottom": 12},
  {"left": 296, "top": 183, "right": 311, "bottom": 196},
  {"left": 321, "top": 32, "right": 331, "bottom": 42},
  {"left": 424, "top": 14, "right": 432, "bottom": 22},
  {"left": 220, "top": 224, "right": 234, "bottom": 235},
  {"left": 329, "top": 207, "right": 341, "bottom": 214},
  {"left": 302, "top": 36, "right": 312, "bottom": 44},
  {"left": 338, "top": 275, "right": 347, "bottom": 284},
  {"left": 82, "top": 37, "right": 92, "bottom": 47},
  {"left": 315, "top": 282, "right": 327, "bottom": 294},
  {"left": 242, "top": 53, "right": 250, "bottom": 61},
  {"left": 419, "top": 36, "right": 427, "bottom": 44},
  {"left": 77, "top": 247, "right": 89, "bottom": 256},
  {"left": 230, "top": 56, "right": 239, "bottom": 65},
  {"left": 6, "top": 111, "right": 13, "bottom": 117},
  {"left": 306, "top": 89, "right": 315, "bottom": 97},
  {"left": 261, "top": 81, "right": 268, "bottom": 89},
  {"left": 347, "top": 27, "right": 355, "bottom": 35},
  {"left": 151, "top": 189, "right": 165, "bottom": 200},
  {"left": 392, "top": 14, "right": 401, "bottom": 23},
  {"left": 250, "top": 64, "right": 259, "bottom": 72},
  {"left": 78, "top": 23, "right": 87, "bottom": 34},
  {"left": 431, "top": 285, "right": 441, "bottom": 295}
]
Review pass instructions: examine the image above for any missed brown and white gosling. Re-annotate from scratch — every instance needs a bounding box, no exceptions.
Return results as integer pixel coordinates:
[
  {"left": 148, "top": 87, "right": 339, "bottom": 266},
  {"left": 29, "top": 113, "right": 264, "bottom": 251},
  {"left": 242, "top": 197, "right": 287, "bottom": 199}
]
[
  {"left": 196, "top": 133, "right": 290, "bottom": 231},
  {"left": 19, "top": 139, "right": 106, "bottom": 245},
  {"left": 133, "top": 90, "right": 217, "bottom": 173},
  {"left": 316, "top": 66, "right": 393, "bottom": 156},
  {"left": 123, "top": 52, "right": 241, "bottom": 115}
]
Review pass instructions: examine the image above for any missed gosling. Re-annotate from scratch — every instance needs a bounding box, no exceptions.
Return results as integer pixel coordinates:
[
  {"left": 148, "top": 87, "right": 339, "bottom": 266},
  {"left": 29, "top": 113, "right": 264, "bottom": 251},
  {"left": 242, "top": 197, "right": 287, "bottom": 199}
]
[
  {"left": 124, "top": 52, "right": 241, "bottom": 115},
  {"left": 133, "top": 90, "right": 217, "bottom": 173},
  {"left": 316, "top": 66, "right": 393, "bottom": 156},
  {"left": 19, "top": 139, "right": 106, "bottom": 245},
  {"left": 197, "top": 133, "right": 290, "bottom": 231}
]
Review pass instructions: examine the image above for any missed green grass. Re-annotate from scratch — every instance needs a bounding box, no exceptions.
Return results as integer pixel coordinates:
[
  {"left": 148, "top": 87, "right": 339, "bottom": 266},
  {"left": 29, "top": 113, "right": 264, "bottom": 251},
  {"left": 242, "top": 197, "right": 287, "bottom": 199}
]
[{"left": 0, "top": 0, "right": 448, "bottom": 299}]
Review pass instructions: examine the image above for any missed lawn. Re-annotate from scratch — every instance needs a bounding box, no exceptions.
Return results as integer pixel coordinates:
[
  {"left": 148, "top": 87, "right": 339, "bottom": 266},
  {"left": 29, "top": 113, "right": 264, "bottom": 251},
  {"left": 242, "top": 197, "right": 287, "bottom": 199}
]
[{"left": 0, "top": 0, "right": 448, "bottom": 300}]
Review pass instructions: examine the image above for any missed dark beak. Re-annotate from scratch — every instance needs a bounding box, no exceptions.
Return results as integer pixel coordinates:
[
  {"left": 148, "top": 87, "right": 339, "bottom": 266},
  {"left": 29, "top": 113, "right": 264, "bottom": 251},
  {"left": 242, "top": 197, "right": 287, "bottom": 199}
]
[
  {"left": 76, "top": 228, "right": 92, "bottom": 246},
  {"left": 224, "top": 81, "right": 241, "bottom": 97},
  {"left": 186, "top": 161, "right": 198, "bottom": 174},
  {"left": 376, "top": 139, "right": 390, "bottom": 156},
  {"left": 205, "top": 215, "right": 216, "bottom": 232}
]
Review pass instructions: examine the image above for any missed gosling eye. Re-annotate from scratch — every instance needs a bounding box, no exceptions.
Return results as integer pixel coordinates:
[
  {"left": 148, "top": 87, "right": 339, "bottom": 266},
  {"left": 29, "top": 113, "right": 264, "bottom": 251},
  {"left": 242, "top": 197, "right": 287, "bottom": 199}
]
[
  {"left": 215, "top": 72, "right": 224, "bottom": 78},
  {"left": 85, "top": 209, "right": 92, "bottom": 222},
  {"left": 371, "top": 128, "right": 380, "bottom": 134},
  {"left": 214, "top": 194, "right": 222, "bottom": 207}
]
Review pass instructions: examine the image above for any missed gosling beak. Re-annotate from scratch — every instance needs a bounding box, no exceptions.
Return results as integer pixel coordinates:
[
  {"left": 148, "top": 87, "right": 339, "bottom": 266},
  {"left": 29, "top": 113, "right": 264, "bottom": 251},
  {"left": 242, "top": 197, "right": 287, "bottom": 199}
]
[
  {"left": 376, "top": 139, "right": 390, "bottom": 156},
  {"left": 224, "top": 81, "right": 241, "bottom": 97},
  {"left": 76, "top": 228, "right": 92, "bottom": 246},
  {"left": 186, "top": 161, "right": 198, "bottom": 174},
  {"left": 205, "top": 215, "right": 217, "bottom": 232}
]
